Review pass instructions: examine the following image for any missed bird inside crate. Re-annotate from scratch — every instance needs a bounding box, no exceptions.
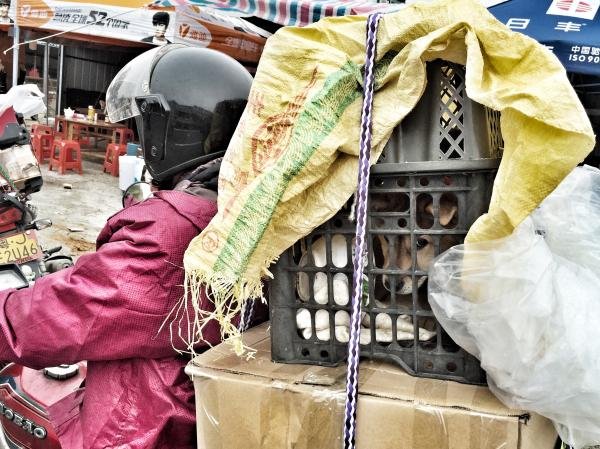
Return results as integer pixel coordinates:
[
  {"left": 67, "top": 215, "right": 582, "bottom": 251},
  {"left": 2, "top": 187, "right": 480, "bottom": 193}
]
[{"left": 294, "top": 176, "right": 464, "bottom": 348}]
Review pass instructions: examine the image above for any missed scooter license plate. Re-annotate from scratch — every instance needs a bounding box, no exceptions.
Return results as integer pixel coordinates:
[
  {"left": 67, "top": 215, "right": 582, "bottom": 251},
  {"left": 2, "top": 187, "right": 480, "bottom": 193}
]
[{"left": 0, "top": 231, "right": 42, "bottom": 265}]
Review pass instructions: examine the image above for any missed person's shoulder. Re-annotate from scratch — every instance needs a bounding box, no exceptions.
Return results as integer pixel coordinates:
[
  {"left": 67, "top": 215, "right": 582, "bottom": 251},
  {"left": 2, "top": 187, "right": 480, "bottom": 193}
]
[
  {"left": 154, "top": 190, "right": 214, "bottom": 206},
  {"left": 106, "top": 191, "right": 215, "bottom": 230},
  {"left": 103, "top": 194, "right": 192, "bottom": 236},
  {"left": 154, "top": 190, "right": 217, "bottom": 229}
]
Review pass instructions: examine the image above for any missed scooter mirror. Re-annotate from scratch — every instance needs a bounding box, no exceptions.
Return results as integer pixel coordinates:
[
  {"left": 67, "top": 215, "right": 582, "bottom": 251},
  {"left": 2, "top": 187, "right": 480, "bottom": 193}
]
[
  {"left": 0, "top": 265, "right": 28, "bottom": 289},
  {"left": 123, "top": 182, "right": 152, "bottom": 208},
  {"left": 34, "top": 218, "right": 52, "bottom": 230}
]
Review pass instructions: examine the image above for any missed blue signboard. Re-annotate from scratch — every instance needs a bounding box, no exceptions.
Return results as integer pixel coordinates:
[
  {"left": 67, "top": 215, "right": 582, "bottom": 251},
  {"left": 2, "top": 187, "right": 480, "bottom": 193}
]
[{"left": 489, "top": 0, "right": 600, "bottom": 75}]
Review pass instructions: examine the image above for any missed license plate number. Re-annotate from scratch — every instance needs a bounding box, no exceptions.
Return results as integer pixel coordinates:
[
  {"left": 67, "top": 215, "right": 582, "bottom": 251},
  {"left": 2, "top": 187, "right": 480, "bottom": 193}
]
[{"left": 0, "top": 232, "right": 42, "bottom": 265}]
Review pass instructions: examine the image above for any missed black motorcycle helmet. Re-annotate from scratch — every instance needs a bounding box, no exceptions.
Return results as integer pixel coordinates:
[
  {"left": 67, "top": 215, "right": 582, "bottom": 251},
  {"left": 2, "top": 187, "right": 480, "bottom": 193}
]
[{"left": 106, "top": 44, "right": 252, "bottom": 183}]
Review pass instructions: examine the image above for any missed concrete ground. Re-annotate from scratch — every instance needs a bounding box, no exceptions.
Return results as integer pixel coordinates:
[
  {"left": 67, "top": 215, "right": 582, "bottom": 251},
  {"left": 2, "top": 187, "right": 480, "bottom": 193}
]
[{"left": 30, "top": 155, "right": 123, "bottom": 258}]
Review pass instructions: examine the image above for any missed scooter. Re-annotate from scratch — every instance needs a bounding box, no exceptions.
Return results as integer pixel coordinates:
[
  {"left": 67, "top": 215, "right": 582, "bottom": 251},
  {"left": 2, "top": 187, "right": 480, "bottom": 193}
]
[{"left": 0, "top": 107, "right": 80, "bottom": 449}]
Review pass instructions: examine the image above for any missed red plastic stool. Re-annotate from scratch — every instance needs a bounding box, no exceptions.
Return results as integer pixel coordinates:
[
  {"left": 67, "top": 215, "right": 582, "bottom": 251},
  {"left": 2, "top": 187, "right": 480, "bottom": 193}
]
[
  {"left": 49, "top": 140, "right": 83, "bottom": 175},
  {"left": 103, "top": 143, "right": 126, "bottom": 177},
  {"left": 32, "top": 134, "right": 54, "bottom": 163},
  {"left": 31, "top": 125, "right": 54, "bottom": 163},
  {"left": 114, "top": 128, "right": 134, "bottom": 145}
]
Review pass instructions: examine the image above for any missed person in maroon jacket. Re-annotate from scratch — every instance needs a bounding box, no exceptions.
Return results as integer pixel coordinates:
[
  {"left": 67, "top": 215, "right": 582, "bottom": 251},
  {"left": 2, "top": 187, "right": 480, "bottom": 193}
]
[{"left": 0, "top": 45, "right": 253, "bottom": 448}]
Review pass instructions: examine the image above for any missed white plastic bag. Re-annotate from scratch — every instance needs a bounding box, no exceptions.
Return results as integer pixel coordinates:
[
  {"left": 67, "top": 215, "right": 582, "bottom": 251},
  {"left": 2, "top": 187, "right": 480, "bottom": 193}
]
[
  {"left": 429, "top": 165, "right": 600, "bottom": 449},
  {"left": 0, "top": 84, "right": 46, "bottom": 118}
]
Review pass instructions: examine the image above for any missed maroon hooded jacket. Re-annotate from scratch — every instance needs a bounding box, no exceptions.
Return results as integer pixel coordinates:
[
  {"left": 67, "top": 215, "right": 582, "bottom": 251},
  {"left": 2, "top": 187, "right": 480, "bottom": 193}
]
[{"left": 0, "top": 190, "right": 220, "bottom": 448}]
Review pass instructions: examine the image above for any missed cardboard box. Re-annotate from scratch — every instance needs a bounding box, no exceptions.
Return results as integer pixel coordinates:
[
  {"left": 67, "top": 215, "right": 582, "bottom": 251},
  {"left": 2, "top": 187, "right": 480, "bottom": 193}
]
[{"left": 186, "top": 323, "right": 557, "bottom": 449}]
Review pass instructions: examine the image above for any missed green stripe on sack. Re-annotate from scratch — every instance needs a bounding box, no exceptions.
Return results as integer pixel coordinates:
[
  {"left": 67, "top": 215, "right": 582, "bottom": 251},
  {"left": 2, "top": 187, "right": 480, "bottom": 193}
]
[{"left": 214, "top": 53, "right": 395, "bottom": 279}]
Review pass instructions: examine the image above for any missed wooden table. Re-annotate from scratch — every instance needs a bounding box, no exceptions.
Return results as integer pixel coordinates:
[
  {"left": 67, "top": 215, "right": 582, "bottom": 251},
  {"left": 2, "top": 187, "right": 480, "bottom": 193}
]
[{"left": 55, "top": 115, "right": 127, "bottom": 145}]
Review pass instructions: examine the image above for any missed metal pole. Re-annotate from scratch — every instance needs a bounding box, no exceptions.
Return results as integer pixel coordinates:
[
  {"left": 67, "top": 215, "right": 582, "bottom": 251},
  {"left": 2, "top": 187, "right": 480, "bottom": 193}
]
[
  {"left": 10, "top": 0, "right": 18, "bottom": 88},
  {"left": 43, "top": 42, "right": 49, "bottom": 124},
  {"left": 57, "top": 44, "right": 63, "bottom": 118},
  {"left": 11, "top": 26, "right": 19, "bottom": 88}
]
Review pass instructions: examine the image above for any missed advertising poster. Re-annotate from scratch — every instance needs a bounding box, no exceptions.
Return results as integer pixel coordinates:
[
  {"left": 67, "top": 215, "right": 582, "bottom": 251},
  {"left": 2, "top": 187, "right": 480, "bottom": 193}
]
[
  {"left": 490, "top": 0, "right": 600, "bottom": 75},
  {"left": 5, "top": 0, "right": 267, "bottom": 62}
]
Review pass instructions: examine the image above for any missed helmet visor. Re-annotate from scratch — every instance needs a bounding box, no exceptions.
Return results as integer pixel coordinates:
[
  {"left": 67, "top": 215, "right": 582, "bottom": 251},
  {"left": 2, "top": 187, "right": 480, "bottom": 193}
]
[{"left": 106, "top": 45, "right": 178, "bottom": 123}]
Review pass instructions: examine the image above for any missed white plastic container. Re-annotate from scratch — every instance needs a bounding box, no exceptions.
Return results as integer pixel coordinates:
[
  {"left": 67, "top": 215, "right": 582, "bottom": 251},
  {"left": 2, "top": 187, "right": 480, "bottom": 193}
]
[{"left": 118, "top": 155, "right": 145, "bottom": 190}]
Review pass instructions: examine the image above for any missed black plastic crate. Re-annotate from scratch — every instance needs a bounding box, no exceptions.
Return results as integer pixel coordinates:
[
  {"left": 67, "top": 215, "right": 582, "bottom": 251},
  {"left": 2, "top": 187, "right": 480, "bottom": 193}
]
[{"left": 270, "top": 170, "right": 495, "bottom": 384}]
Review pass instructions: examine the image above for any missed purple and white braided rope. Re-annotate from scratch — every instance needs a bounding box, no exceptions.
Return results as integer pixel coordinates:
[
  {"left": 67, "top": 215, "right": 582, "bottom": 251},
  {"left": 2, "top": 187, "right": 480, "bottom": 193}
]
[
  {"left": 343, "top": 12, "right": 382, "bottom": 449},
  {"left": 239, "top": 299, "right": 255, "bottom": 332}
]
